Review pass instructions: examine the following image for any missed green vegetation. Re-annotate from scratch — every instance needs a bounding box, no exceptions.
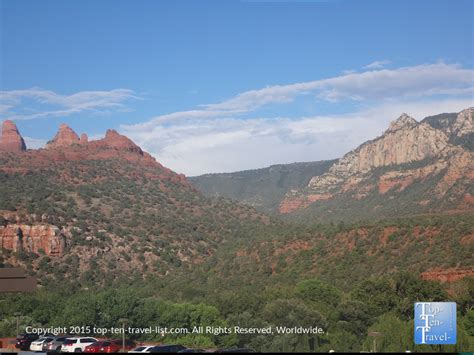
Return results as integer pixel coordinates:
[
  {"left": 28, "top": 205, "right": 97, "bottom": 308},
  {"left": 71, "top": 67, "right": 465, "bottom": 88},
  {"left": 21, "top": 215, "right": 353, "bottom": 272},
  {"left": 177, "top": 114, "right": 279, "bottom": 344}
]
[
  {"left": 1, "top": 150, "right": 473, "bottom": 352},
  {"left": 0, "top": 274, "right": 472, "bottom": 352},
  {"left": 0, "top": 158, "right": 271, "bottom": 283},
  {"left": 190, "top": 160, "right": 335, "bottom": 213}
]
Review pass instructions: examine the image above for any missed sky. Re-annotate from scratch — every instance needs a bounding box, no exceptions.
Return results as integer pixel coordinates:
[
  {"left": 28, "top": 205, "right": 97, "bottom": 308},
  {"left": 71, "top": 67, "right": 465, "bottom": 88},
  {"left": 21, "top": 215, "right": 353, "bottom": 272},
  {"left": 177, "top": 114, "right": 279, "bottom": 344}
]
[{"left": 0, "top": 0, "right": 473, "bottom": 175}]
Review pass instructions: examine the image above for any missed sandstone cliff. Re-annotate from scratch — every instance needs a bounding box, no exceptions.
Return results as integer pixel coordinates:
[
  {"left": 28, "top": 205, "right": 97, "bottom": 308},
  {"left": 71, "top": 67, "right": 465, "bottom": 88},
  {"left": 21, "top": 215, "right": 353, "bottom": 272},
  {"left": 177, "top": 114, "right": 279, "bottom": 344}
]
[
  {"left": 0, "top": 120, "right": 26, "bottom": 152},
  {"left": 280, "top": 108, "right": 474, "bottom": 214},
  {"left": 0, "top": 221, "right": 67, "bottom": 256}
]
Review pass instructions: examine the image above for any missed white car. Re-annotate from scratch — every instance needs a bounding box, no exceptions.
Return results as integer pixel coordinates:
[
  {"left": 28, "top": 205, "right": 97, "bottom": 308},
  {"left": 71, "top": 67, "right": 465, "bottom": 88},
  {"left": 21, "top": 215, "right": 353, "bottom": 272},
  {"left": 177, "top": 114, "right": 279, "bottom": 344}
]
[
  {"left": 30, "top": 337, "right": 54, "bottom": 352},
  {"left": 129, "top": 345, "right": 156, "bottom": 353},
  {"left": 61, "top": 337, "right": 98, "bottom": 353}
]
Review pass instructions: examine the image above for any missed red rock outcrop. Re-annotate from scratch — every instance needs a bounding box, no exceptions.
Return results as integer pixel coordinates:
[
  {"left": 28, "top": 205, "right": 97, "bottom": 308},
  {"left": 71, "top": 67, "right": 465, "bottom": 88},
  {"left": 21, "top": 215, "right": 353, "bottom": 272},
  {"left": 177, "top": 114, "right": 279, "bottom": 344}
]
[
  {"left": 0, "top": 124, "right": 194, "bottom": 190},
  {"left": 46, "top": 124, "right": 80, "bottom": 148},
  {"left": 91, "top": 129, "right": 144, "bottom": 154},
  {"left": 279, "top": 193, "right": 332, "bottom": 213},
  {"left": 0, "top": 223, "right": 66, "bottom": 256},
  {"left": 0, "top": 120, "right": 26, "bottom": 151},
  {"left": 79, "top": 133, "right": 89, "bottom": 144},
  {"left": 421, "top": 268, "right": 474, "bottom": 283}
]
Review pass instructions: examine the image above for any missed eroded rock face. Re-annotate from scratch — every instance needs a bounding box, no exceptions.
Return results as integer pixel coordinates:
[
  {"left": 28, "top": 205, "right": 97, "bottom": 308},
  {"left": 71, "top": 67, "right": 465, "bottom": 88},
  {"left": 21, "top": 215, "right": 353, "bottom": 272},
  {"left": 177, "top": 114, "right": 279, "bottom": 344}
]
[
  {"left": 308, "top": 114, "right": 451, "bottom": 190},
  {"left": 450, "top": 107, "right": 473, "bottom": 138},
  {"left": 46, "top": 124, "right": 80, "bottom": 148},
  {"left": 279, "top": 193, "right": 332, "bottom": 214},
  {"left": 79, "top": 133, "right": 89, "bottom": 144},
  {"left": 0, "top": 120, "right": 27, "bottom": 152},
  {"left": 280, "top": 109, "right": 474, "bottom": 213},
  {"left": 0, "top": 223, "right": 66, "bottom": 256},
  {"left": 93, "top": 129, "right": 144, "bottom": 154},
  {"left": 421, "top": 268, "right": 474, "bottom": 283}
]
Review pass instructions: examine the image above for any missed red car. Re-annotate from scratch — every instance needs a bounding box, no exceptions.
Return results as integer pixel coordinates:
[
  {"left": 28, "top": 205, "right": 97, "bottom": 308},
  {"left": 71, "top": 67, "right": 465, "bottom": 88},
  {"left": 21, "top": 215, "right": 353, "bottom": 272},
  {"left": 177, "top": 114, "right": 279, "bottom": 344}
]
[{"left": 85, "top": 339, "right": 137, "bottom": 353}]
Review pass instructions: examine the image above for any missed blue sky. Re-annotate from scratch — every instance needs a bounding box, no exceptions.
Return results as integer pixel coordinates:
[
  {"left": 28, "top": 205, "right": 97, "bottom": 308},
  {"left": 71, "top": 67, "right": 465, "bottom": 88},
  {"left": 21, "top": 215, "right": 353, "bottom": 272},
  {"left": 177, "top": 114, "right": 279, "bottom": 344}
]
[{"left": 1, "top": 0, "right": 473, "bottom": 174}]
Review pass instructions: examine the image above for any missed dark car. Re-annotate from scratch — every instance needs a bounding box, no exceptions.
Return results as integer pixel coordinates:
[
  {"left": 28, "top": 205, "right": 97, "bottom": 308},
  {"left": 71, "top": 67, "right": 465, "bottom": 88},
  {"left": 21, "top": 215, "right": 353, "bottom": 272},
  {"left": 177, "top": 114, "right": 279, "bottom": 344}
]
[
  {"left": 15, "top": 333, "right": 40, "bottom": 351},
  {"left": 150, "top": 344, "right": 187, "bottom": 353}
]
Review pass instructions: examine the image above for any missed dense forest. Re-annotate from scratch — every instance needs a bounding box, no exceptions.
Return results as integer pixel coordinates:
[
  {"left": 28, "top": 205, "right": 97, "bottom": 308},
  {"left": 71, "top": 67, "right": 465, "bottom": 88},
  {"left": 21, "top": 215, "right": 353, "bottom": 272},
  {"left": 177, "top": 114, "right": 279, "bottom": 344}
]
[{"left": 0, "top": 270, "right": 473, "bottom": 352}]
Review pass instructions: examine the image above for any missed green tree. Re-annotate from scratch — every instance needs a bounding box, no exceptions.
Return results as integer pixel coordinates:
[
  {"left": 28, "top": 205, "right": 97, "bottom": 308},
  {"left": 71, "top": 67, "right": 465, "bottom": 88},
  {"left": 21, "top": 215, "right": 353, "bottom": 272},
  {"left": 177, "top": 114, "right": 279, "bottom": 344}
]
[
  {"left": 296, "top": 279, "right": 341, "bottom": 307},
  {"left": 465, "top": 309, "right": 474, "bottom": 337},
  {"left": 394, "top": 272, "right": 447, "bottom": 319},
  {"left": 362, "top": 313, "right": 411, "bottom": 352},
  {"left": 351, "top": 278, "right": 397, "bottom": 317}
]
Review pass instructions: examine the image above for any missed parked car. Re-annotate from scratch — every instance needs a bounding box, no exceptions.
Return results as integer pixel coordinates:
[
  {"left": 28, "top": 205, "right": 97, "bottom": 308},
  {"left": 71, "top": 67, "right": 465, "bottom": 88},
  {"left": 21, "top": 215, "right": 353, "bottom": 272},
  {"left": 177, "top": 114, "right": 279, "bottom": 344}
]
[
  {"left": 15, "top": 333, "right": 40, "bottom": 350},
  {"left": 84, "top": 339, "right": 136, "bottom": 353},
  {"left": 84, "top": 341, "right": 112, "bottom": 353},
  {"left": 30, "top": 336, "right": 55, "bottom": 352},
  {"left": 61, "top": 337, "right": 98, "bottom": 353},
  {"left": 129, "top": 345, "right": 156, "bottom": 353},
  {"left": 149, "top": 344, "right": 187, "bottom": 353},
  {"left": 44, "top": 336, "right": 72, "bottom": 352}
]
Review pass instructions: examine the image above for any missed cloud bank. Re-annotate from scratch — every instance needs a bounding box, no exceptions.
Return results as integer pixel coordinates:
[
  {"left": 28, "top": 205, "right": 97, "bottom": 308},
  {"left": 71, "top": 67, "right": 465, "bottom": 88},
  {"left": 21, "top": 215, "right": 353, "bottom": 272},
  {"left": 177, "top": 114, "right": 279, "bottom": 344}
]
[{"left": 122, "top": 62, "right": 474, "bottom": 175}]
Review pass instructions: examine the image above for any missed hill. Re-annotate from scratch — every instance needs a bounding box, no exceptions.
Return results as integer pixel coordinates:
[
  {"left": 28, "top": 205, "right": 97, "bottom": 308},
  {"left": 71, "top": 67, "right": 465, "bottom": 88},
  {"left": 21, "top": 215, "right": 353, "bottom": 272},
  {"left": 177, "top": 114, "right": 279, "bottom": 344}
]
[
  {"left": 189, "top": 160, "right": 335, "bottom": 213},
  {"left": 0, "top": 122, "right": 270, "bottom": 286}
]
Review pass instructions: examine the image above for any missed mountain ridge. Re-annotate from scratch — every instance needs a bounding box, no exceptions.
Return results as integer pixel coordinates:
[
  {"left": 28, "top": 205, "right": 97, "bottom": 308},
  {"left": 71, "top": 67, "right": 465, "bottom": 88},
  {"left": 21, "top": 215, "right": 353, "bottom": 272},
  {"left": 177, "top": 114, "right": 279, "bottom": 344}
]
[
  {"left": 0, "top": 121, "right": 271, "bottom": 285},
  {"left": 191, "top": 108, "right": 474, "bottom": 220}
]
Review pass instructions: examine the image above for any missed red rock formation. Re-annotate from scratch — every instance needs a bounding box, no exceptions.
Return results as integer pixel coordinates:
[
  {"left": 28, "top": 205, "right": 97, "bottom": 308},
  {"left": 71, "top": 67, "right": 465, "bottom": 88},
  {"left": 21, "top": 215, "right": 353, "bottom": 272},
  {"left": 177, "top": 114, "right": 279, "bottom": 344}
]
[
  {"left": 421, "top": 268, "right": 474, "bottom": 283},
  {"left": 91, "top": 129, "right": 143, "bottom": 154},
  {"left": 79, "top": 133, "right": 89, "bottom": 144},
  {"left": 279, "top": 193, "right": 332, "bottom": 213},
  {"left": 46, "top": 124, "right": 80, "bottom": 148},
  {"left": 0, "top": 223, "right": 66, "bottom": 256},
  {"left": 0, "top": 120, "right": 26, "bottom": 151},
  {"left": 0, "top": 124, "right": 194, "bottom": 191}
]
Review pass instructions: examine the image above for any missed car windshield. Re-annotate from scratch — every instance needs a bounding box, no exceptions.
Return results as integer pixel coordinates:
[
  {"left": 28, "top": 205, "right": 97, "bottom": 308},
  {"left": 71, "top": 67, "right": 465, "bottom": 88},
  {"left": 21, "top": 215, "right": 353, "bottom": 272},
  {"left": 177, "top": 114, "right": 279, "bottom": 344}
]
[{"left": 63, "top": 339, "right": 76, "bottom": 345}]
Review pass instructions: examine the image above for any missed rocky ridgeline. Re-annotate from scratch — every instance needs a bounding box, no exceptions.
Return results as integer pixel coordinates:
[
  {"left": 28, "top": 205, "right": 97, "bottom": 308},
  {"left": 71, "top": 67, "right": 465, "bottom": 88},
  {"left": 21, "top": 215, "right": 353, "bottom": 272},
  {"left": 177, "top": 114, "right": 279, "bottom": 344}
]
[
  {"left": 280, "top": 108, "right": 474, "bottom": 213},
  {"left": 0, "top": 120, "right": 147, "bottom": 156},
  {"left": 0, "top": 120, "right": 190, "bottom": 186}
]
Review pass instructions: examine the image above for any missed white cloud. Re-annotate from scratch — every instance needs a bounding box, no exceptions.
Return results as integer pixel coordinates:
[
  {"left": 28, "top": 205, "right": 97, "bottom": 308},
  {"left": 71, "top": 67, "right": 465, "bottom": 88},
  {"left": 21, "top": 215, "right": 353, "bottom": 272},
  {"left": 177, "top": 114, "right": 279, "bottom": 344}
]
[
  {"left": 120, "top": 62, "right": 474, "bottom": 175},
  {"left": 122, "top": 98, "right": 474, "bottom": 176},
  {"left": 363, "top": 60, "right": 391, "bottom": 69},
  {"left": 0, "top": 88, "right": 140, "bottom": 120},
  {"left": 130, "top": 63, "right": 474, "bottom": 128}
]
